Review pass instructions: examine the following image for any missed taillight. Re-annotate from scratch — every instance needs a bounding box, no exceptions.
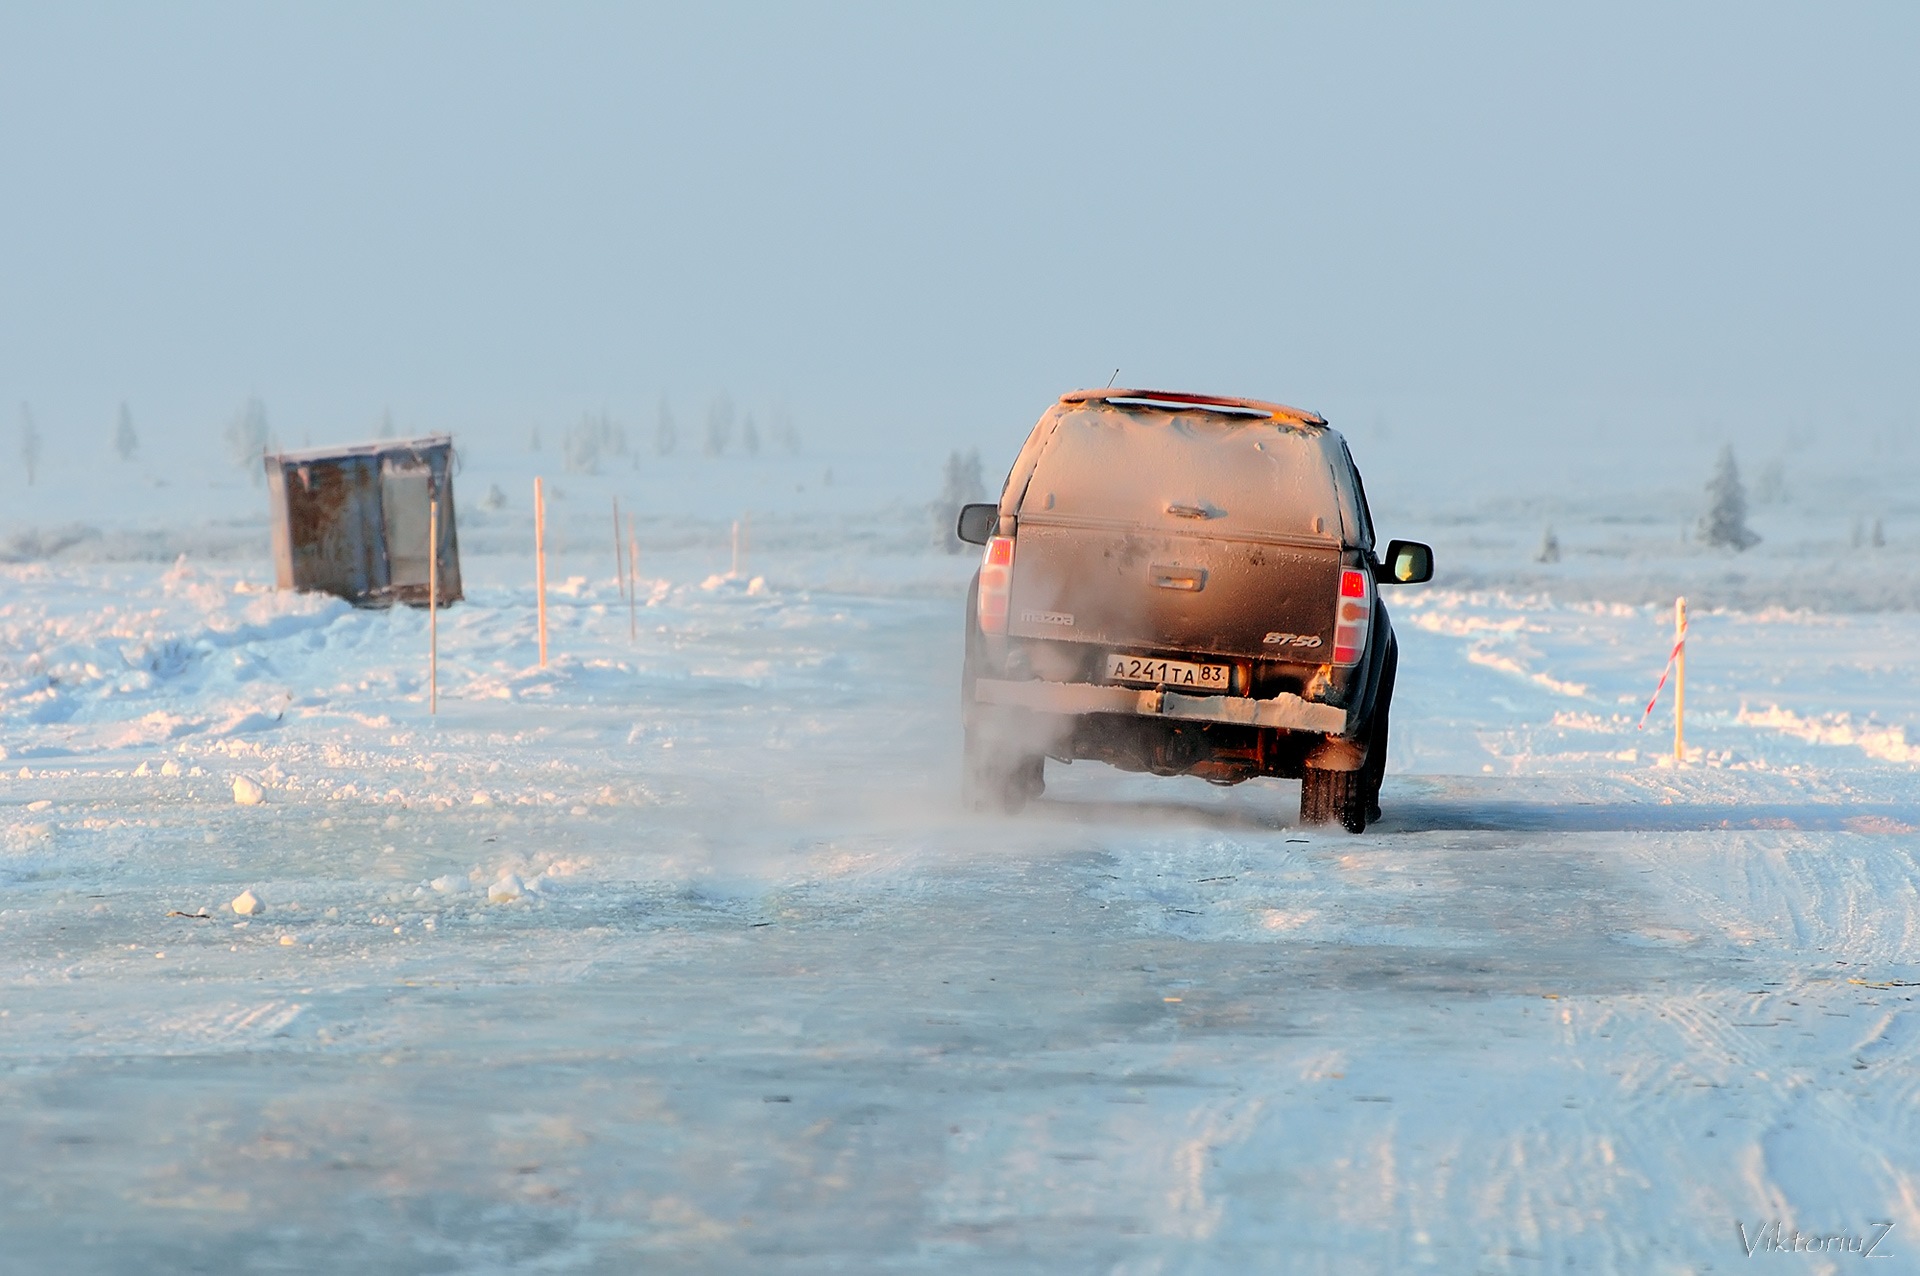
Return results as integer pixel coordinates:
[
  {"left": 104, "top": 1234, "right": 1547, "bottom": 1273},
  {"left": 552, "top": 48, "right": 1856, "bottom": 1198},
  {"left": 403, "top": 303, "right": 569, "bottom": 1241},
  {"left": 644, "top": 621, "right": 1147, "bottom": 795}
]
[
  {"left": 1332, "top": 567, "right": 1372, "bottom": 666},
  {"left": 977, "top": 535, "right": 1015, "bottom": 635}
]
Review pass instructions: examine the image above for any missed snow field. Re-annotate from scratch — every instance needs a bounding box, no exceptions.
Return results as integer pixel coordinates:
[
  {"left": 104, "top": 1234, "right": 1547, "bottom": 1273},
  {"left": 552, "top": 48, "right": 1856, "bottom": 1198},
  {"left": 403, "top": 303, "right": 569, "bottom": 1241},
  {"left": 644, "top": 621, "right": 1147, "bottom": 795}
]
[{"left": 2, "top": 502, "right": 1920, "bottom": 1270}]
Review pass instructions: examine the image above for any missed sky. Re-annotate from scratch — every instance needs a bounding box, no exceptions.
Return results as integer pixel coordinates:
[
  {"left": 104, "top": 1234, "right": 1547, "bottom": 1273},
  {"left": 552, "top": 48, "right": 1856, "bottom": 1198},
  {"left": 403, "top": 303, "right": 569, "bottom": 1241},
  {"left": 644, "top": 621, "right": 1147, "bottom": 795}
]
[{"left": 2, "top": 2, "right": 1916, "bottom": 487}]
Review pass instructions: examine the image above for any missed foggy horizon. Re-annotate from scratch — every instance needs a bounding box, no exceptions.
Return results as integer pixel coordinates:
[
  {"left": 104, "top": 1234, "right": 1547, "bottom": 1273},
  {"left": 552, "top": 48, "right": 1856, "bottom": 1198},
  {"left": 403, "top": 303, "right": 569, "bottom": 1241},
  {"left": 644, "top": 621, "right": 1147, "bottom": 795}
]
[{"left": 4, "top": 4, "right": 1917, "bottom": 486}]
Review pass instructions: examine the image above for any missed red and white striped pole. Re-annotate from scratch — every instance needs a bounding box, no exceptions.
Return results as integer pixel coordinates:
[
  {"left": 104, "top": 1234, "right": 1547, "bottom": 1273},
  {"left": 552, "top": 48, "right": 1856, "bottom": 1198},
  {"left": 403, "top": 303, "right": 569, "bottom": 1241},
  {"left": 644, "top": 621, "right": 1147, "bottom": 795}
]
[
  {"left": 1673, "top": 597, "right": 1687, "bottom": 764},
  {"left": 1638, "top": 595, "right": 1689, "bottom": 764}
]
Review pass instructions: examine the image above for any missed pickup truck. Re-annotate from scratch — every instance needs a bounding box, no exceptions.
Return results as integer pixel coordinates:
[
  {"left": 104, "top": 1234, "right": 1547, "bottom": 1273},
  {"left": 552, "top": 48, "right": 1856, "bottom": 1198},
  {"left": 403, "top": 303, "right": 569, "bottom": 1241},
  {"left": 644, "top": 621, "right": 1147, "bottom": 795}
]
[{"left": 957, "top": 388, "right": 1433, "bottom": 833}]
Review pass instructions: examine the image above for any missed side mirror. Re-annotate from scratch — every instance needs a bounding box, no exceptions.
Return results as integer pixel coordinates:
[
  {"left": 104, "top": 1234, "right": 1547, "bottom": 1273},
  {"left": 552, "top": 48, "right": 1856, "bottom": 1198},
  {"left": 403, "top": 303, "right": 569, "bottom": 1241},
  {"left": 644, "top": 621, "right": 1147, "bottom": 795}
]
[
  {"left": 956, "top": 503, "right": 997, "bottom": 546},
  {"left": 1377, "top": 539, "right": 1434, "bottom": 585}
]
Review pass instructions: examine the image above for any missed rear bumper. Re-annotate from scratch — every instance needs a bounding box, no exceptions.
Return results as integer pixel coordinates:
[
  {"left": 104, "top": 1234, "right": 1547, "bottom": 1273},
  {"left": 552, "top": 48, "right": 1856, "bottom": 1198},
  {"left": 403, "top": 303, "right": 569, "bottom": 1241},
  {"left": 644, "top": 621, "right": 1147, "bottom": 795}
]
[{"left": 972, "top": 677, "right": 1348, "bottom": 735}]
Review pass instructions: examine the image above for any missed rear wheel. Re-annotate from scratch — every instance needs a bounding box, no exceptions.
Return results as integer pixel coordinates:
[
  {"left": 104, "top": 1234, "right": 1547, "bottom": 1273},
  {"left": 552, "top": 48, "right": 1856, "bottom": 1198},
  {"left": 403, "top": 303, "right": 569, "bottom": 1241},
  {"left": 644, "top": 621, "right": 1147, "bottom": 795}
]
[
  {"left": 1300, "top": 765, "right": 1367, "bottom": 834},
  {"left": 1360, "top": 640, "right": 1398, "bottom": 825},
  {"left": 1361, "top": 706, "right": 1389, "bottom": 825},
  {"left": 960, "top": 574, "right": 1046, "bottom": 813},
  {"left": 963, "top": 724, "right": 1044, "bottom": 814}
]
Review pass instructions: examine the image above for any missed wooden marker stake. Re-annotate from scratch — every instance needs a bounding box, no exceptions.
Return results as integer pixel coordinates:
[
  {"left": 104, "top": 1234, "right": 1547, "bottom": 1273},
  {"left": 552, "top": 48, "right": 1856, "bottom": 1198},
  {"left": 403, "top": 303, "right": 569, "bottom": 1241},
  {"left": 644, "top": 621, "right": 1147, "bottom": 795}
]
[
  {"left": 627, "top": 514, "right": 639, "bottom": 643},
  {"left": 428, "top": 494, "right": 439, "bottom": 715},
  {"left": 534, "top": 476, "right": 549, "bottom": 667},
  {"left": 613, "top": 495, "right": 625, "bottom": 601},
  {"left": 1674, "top": 596, "right": 1687, "bottom": 764}
]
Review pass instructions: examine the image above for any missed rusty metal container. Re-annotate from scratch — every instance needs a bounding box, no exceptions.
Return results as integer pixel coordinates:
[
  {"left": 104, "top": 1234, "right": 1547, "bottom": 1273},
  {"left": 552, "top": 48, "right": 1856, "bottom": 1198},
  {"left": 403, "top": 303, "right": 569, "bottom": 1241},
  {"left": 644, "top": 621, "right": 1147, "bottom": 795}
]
[{"left": 263, "top": 436, "right": 462, "bottom": 607}]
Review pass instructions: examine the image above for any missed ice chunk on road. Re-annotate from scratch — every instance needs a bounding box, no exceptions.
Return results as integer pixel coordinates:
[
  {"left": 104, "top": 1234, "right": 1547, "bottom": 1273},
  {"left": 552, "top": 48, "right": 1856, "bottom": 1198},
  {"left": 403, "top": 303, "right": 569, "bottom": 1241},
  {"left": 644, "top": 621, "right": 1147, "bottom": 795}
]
[
  {"left": 232, "top": 776, "right": 265, "bottom": 805},
  {"left": 488, "top": 874, "right": 524, "bottom": 903},
  {"left": 231, "top": 889, "right": 263, "bottom": 917}
]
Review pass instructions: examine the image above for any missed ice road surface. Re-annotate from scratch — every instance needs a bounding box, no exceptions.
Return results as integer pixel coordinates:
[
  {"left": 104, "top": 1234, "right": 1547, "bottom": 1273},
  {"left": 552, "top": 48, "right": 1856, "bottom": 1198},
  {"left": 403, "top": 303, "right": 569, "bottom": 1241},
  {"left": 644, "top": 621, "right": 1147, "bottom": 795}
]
[{"left": 4, "top": 462, "right": 1920, "bottom": 1273}]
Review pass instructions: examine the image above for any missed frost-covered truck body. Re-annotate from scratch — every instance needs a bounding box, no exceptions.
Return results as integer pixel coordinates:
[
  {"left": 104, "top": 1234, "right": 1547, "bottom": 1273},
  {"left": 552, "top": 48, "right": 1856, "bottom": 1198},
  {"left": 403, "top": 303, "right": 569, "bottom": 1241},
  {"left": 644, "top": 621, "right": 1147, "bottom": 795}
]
[{"left": 958, "top": 389, "right": 1433, "bottom": 832}]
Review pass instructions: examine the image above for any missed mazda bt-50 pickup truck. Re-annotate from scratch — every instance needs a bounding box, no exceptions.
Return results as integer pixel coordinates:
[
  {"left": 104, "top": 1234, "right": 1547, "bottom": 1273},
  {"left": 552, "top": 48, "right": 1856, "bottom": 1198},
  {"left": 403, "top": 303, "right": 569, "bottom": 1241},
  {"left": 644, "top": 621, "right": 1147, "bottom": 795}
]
[{"left": 956, "top": 388, "right": 1433, "bottom": 833}]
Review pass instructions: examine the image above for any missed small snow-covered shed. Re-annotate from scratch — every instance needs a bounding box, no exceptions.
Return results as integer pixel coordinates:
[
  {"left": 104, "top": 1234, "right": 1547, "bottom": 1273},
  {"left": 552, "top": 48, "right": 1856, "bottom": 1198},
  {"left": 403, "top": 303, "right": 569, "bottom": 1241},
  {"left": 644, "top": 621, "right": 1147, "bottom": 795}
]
[{"left": 263, "top": 435, "right": 462, "bottom": 607}]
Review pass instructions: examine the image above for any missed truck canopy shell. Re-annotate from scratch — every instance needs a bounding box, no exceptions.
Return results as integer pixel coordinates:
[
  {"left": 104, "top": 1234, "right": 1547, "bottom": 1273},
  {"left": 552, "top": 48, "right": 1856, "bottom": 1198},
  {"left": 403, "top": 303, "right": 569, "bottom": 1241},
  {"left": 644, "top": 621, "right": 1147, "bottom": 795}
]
[
  {"left": 998, "top": 397, "right": 1366, "bottom": 660},
  {"left": 1018, "top": 401, "right": 1350, "bottom": 544}
]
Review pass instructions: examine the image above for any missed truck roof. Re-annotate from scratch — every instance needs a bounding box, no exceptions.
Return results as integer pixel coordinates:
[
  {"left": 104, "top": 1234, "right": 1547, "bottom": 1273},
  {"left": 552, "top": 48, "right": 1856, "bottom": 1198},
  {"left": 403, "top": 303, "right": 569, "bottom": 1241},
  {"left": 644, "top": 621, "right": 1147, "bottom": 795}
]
[
  {"left": 1058, "top": 388, "right": 1326, "bottom": 428},
  {"left": 1022, "top": 393, "right": 1366, "bottom": 548}
]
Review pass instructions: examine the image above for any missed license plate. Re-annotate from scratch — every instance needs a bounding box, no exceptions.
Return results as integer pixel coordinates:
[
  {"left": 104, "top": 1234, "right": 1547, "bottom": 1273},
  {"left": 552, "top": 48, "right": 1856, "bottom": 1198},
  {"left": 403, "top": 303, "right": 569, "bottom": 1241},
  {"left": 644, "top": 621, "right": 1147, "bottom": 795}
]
[{"left": 1105, "top": 654, "right": 1230, "bottom": 691}]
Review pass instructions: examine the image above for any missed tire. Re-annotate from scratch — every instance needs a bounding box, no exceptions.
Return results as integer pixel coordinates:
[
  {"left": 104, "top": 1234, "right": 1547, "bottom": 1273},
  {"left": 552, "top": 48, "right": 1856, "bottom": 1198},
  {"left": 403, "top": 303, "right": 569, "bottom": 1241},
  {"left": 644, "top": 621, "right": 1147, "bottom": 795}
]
[
  {"left": 1361, "top": 640, "right": 1398, "bottom": 825},
  {"left": 1006, "top": 753, "right": 1044, "bottom": 811},
  {"left": 963, "top": 723, "right": 1044, "bottom": 814},
  {"left": 1300, "top": 765, "right": 1367, "bottom": 834},
  {"left": 1361, "top": 704, "right": 1389, "bottom": 825},
  {"left": 959, "top": 573, "right": 1046, "bottom": 813}
]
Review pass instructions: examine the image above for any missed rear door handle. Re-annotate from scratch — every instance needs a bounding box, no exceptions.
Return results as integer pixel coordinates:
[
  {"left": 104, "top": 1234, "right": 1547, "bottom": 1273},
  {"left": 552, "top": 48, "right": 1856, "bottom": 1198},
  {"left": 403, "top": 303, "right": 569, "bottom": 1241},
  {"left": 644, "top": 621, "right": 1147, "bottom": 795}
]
[
  {"left": 1164, "top": 501, "right": 1219, "bottom": 519},
  {"left": 1151, "top": 566, "right": 1206, "bottom": 591}
]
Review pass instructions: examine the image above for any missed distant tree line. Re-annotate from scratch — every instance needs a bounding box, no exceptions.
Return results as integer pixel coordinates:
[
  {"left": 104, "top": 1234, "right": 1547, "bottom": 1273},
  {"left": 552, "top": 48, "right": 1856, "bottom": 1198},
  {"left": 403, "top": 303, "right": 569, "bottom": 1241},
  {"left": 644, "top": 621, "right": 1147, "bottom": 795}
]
[
  {"left": 15, "top": 399, "right": 140, "bottom": 483},
  {"left": 537, "top": 394, "right": 802, "bottom": 472},
  {"left": 8, "top": 391, "right": 820, "bottom": 488}
]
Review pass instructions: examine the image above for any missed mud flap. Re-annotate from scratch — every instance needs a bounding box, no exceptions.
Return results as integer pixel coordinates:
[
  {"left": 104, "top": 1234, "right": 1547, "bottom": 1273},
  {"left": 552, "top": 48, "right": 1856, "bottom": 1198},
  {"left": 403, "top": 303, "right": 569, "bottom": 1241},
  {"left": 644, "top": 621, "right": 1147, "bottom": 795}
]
[{"left": 963, "top": 711, "right": 1048, "bottom": 813}]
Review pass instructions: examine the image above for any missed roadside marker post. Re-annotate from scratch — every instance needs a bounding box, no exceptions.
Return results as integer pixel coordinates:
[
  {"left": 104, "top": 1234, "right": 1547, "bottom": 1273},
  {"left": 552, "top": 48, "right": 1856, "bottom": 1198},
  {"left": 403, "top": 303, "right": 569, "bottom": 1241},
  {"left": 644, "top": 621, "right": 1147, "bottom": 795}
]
[
  {"left": 1674, "top": 596, "right": 1687, "bottom": 764},
  {"left": 428, "top": 494, "right": 439, "bottom": 715},
  {"left": 627, "top": 513, "right": 639, "bottom": 643},
  {"left": 534, "top": 477, "right": 549, "bottom": 668},
  {"left": 1637, "top": 595, "right": 1689, "bottom": 762},
  {"left": 613, "top": 495, "right": 626, "bottom": 601}
]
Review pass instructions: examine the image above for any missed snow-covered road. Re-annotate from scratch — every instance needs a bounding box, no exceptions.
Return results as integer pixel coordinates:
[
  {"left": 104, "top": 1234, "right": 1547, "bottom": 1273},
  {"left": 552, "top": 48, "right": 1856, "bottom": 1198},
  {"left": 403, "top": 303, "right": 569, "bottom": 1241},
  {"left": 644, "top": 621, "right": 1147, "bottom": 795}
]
[{"left": 4, "top": 549, "right": 1919, "bottom": 1272}]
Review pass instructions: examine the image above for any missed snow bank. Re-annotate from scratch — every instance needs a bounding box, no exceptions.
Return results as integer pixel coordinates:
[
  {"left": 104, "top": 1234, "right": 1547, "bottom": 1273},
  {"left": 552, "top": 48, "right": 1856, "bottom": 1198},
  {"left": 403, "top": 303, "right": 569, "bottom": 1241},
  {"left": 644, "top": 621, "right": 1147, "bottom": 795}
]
[{"left": 1737, "top": 704, "right": 1920, "bottom": 764}]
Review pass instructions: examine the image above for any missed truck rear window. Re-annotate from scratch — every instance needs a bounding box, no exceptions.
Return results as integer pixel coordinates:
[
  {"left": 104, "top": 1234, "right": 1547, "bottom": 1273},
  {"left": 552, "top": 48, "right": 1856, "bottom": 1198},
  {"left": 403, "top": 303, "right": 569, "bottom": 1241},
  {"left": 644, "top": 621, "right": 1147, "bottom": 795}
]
[{"left": 1023, "top": 404, "right": 1346, "bottom": 542}]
